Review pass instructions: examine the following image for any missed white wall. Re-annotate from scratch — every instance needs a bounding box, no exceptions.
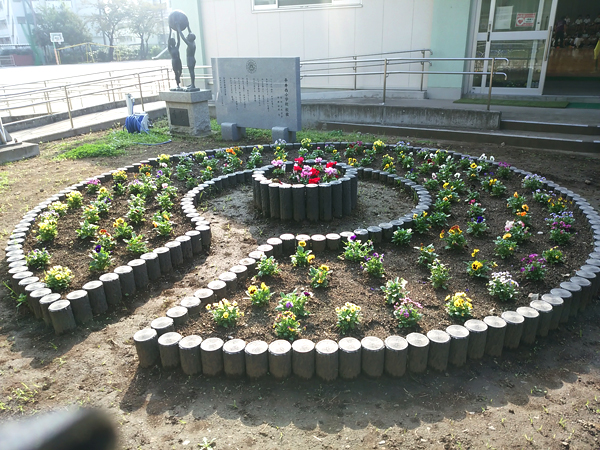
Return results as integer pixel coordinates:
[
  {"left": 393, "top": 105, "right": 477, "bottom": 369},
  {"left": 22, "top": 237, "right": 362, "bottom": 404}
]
[{"left": 199, "top": 0, "right": 434, "bottom": 90}]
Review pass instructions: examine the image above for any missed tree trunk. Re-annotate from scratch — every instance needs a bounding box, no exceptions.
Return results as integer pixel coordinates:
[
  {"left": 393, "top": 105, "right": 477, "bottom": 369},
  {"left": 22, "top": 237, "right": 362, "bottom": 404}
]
[{"left": 108, "top": 35, "right": 115, "bottom": 61}]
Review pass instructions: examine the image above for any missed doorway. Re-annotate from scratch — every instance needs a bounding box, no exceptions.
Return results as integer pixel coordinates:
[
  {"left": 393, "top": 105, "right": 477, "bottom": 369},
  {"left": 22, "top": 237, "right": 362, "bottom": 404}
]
[
  {"left": 470, "top": 0, "right": 558, "bottom": 95},
  {"left": 543, "top": 0, "right": 600, "bottom": 96}
]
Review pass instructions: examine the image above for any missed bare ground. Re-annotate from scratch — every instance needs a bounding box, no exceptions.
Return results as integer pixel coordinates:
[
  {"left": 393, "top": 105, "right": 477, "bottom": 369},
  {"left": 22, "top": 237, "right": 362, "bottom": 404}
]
[{"left": 0, "top": 129, "right": 599, "bottom": 450}]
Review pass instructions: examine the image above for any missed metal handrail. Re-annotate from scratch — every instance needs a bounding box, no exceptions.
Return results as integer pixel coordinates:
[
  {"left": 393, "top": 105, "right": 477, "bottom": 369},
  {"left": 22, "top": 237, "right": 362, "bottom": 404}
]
[
  {"left": 0, "top": 64, "right": 170, "bottom": 90},
  {"left": 0, "top": 68, "right": 171, "bottom": 125},
  {"left": 300, "top": 56, "right": 509, "bottom": 109},
  {"left": 302, "top": 48, "right": 433, "bottom": 62}
]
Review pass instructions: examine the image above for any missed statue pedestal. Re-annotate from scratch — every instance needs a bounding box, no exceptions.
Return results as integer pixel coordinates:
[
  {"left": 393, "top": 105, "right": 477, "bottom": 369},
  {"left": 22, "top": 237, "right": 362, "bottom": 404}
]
[{"left": 159, "top": 90, "right": 212, "bottom": 137}]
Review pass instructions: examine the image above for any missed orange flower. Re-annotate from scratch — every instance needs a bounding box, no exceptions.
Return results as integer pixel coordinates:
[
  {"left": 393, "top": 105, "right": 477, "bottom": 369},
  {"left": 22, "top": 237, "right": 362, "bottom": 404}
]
[
  {"left": 99, "top": 229, "right": 107, "bottom": 235},
  {"left": 448, "top": 225, "right": 461, "bottom": 235}
]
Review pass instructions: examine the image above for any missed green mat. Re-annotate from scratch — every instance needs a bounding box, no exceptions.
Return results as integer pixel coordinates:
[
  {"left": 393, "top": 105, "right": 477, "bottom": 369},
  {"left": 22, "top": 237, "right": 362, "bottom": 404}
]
[
  {"left": 566, "top": 102, "right": 600, "bottom": 109},
  {"left": 454, "top": 98, "right": 569, "bottom": 108}
]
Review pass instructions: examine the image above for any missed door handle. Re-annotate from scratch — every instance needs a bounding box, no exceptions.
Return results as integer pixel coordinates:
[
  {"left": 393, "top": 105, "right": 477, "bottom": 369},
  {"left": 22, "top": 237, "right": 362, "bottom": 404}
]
[{"left": 544, "top": 26, "right": 553, "bottom": 61}]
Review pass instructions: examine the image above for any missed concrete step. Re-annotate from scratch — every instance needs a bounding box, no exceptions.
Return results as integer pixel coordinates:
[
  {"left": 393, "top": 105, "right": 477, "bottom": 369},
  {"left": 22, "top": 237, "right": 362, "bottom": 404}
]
[
  {"left": 320, "top": 121, "right": 600, "bottom": 153},
  {"left": 501, "top": 119, "right": 600, "bottom": 136}
]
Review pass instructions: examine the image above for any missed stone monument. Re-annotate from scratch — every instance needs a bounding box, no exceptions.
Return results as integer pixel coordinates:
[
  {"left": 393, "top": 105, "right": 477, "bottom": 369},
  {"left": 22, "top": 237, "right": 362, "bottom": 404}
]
[
  {"left": 159, "top": 10, "right": 211, "bottom": 136},
  {"left": 211, "top": 57, "right": 301, "bottom": 142}
]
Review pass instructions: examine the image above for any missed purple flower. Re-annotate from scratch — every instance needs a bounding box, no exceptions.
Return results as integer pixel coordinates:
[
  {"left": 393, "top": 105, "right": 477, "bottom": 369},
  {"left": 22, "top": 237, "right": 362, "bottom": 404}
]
[
  {"left": 285, "top": 301, "right": 293, "bottom": 309},
  {"left": 476, "top": 216, "right": 484, "bottom": 223},
  {"left": 156, "top": 170, "right": 163, "bottom": 176},
  {"left": 349, "top": 235, "right": 357, "bottom": 241},
  {"left": 94, "top": 245, "right": 102, "bottom": 253},
  {"left": 373, "top": 253, "right": 379, "bottom": 258}
]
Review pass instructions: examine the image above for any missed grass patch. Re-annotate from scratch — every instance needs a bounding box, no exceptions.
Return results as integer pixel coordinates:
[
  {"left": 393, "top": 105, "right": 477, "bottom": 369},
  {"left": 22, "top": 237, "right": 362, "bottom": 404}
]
[
  {"left": 0, "top": 171, "right": 10, "bottom": 192},
  {"left": 53, "top": 126, "right": 172, "bottom": 160},
  {"left": 454, "top": 98, "right": 569, "bottom": 108},
  {"left": 566, "top": 102, "right": 600, "bottom": 109}
]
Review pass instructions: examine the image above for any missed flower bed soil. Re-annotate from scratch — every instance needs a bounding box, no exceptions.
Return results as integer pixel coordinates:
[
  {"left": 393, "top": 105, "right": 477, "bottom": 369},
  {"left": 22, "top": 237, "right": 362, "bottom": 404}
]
[
  {"left": 21, "top": 177, "right": 193, "bottom": 289},
  {"left": 18, "top": 145, "right": 594, "bottom": 343},
  {"left": 175, "top": 158, "right": 593, "bottom": 342}
]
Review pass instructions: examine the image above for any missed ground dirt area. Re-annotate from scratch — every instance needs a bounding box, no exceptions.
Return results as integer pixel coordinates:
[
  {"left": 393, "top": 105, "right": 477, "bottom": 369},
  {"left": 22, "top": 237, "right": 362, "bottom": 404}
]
[{"left": 0, "top": 128, "right": 599, "bottom": 450}]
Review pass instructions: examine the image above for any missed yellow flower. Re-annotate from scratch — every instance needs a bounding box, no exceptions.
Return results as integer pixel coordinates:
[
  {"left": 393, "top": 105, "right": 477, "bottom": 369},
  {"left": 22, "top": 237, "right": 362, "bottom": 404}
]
[
  {"left": 206, "top": 304, "right": 211, "bottom": 310},
  {"left": 318, "top": 279, "right": 323, "bottom": 284},
  {"left": 223, "top": 312, "right": 229, "bottom": 319},
  {"left": 261, "top": 282, "right": 267, "bottom": 290},
  {"left": 470, "top": 163, "right": 477, "bottom": 169},
  {"left": 333, "top": 149, "right": 337, "bottom": 154},
  {"left": 307, "top": 254, "right": 315, "bottom": 263},
  {"left": 471, "top": 249, "right": 479, "bottom": 258},
  {"left": 522, "top": 204, "right": 529, "bottom": 211},
  {"left": 443, "top": 197, "right": 448, "bottom": 202},
  {"left": 423, "top": 212, "right": 427, "bottom": 217},
  {"left": 248, "top": 285, "right": 258, "bottom": 295},
  {"left": 513, "top": 192, "right": 519, "bottom": 198},
  {"left": 503, "top": 233, "right": 512, "bottom": 240},
  {"left": 471, "top": 261, "right": 483, "bottom": 271},
  {"left": 298, "top": 241, "right": 306, "bottom": 247},
  {"left": 439, "top": 230, "right": 445, "bottom": 239},
  {"left": 319, "top": 265, "right": 329, "bottom": 271},
  {"left": 55, "top": 274, "right": 62, "bottom": 280}
]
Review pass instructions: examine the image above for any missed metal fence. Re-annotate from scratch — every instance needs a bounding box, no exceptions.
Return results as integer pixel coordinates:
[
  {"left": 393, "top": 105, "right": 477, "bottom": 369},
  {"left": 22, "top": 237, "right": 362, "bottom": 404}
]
[
  {"left": 0, "top": 68, "right": 172, "bottom": 125},
  {"left": 0, "top": 51, "right": 509, "bottom": 127}
]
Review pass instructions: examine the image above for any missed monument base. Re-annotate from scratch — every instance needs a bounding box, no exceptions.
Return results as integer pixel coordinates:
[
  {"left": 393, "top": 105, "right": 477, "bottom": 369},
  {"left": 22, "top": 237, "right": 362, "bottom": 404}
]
[
  {"left": 221, "top": 123, "right": 246, "bottom": 141},
  {"left": 272, "top": 127, "right": 296, "bottom": 144},
  {"left": 159, "top": 90, "right": 212, "bottom": 137}
]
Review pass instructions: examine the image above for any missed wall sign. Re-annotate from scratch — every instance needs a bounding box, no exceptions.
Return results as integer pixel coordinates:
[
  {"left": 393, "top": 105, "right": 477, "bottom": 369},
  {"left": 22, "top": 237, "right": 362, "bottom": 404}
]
[{"left": 516, "top": 13, "right": 536, "bottom": 27}]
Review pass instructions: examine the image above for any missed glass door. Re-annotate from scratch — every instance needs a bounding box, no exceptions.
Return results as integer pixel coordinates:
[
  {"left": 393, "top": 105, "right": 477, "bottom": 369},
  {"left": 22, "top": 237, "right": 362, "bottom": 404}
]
[{"left": 471, "top": 0, "right": 558, "bottom": 95}]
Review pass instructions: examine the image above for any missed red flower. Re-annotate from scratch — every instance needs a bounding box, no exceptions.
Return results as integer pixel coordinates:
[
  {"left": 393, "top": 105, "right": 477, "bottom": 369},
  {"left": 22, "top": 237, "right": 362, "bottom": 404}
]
[
  {"left": 295, "top": 157, "right": 304, "bottom": 164},
  {"left": 310, "top": 167, "right": 320, "bottom": 177},
  {"left": 293, "top": 165, "right": 302, "bottom": 172},
  {"left": 308, "top": 177, "right": 321, "bottom": 184},
  {"left": 326, "top": 161, "right": 337, "bottom": 168}
]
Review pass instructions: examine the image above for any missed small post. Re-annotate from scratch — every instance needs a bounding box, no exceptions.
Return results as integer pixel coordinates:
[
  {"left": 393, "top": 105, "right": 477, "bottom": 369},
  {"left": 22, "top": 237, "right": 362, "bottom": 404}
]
[
  {"left": 43, "top": 81, "right": 52, "bottom": 115},
  {"left": 137, "top": 73, "right": 145, "bottom": 111},
  {"left": 420, "top": 50, "right": 425, "bottom": 91},
  {"left": 353, "top": 55, "right": 357, "bottom": 90},
  {"left": 487, "top": 58, "right": 495, "bottom": 111},
  {"left": 109, "top": 78, "right": 116, "bottom": 102},
  {"left": 382, "top": 58, "right": 388, "bottom": 104},
  {"left": 64, "top": 86, "right": 74, "bottom": 129}
]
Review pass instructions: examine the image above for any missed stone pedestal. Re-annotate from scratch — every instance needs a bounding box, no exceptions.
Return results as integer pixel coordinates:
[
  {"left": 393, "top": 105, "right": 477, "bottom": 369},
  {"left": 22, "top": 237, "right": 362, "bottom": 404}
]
[{"left": 159, "top": 90, "right": 212, "bottom": 136}]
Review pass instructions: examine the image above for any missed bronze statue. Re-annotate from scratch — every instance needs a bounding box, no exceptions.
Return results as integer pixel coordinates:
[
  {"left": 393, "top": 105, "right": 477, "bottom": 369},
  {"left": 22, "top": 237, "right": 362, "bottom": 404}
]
[
  {"left": 168, "top": 10, "right": 198, "bottom": 92},
  {"left": 167, "top": 37, "right": 183, "bottom": 90},
  {"left": 180, "top": 32, "right": 197, "bottom": 90}
]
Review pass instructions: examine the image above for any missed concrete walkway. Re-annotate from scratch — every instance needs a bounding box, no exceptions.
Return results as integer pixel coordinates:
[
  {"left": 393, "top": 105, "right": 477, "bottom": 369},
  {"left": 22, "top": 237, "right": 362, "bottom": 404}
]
[
  {"left": 11, "top": 102, "right": 167, "bottom": 144},
  {"left": 9, "top": 96, "right": 599, "bottom": 151}
]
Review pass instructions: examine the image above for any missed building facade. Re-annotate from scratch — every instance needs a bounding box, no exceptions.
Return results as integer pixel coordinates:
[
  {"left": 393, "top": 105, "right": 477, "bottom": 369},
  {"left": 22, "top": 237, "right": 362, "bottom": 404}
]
[{"left": 173, "top": 0, "right": 599, "bottom": 98}]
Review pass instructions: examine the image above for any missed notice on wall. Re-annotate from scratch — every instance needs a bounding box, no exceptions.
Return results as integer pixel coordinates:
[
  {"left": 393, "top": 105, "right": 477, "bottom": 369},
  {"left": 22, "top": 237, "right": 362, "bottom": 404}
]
[
  {"left": 494, "top": 6, "right": 513, "bottom": 30},
  {"left": 211, "top": 57, "right": 301, "bottom": 131},
  {"left": 515, "top": 13, "right": 536, "bottom": 27}
]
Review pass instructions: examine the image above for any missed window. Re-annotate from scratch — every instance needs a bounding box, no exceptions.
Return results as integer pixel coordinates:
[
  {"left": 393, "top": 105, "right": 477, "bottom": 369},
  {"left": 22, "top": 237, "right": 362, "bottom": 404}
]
[{"left": 253, "top": 0, "right": 361, "bottom": 11}]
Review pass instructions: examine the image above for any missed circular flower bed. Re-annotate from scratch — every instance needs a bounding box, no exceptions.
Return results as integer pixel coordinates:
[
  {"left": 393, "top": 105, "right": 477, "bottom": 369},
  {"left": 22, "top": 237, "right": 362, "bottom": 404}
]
[{"left": 5, "top": 141, "right": 600, "bottom": 381}]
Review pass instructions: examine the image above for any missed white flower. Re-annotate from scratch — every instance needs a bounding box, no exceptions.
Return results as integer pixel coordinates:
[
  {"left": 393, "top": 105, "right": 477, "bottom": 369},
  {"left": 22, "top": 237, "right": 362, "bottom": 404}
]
[
  {"left": 479, "top": 153, "right": 486, "bottom": 160},
  {"left": 454, "top": 173, "right": 461, "bottom": 179},
  {"left": 476, "top": 166, "right": 482, "bottom": 172},
  {"left": 489, "top": 155, "right": 495, "bottom": 162}
]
